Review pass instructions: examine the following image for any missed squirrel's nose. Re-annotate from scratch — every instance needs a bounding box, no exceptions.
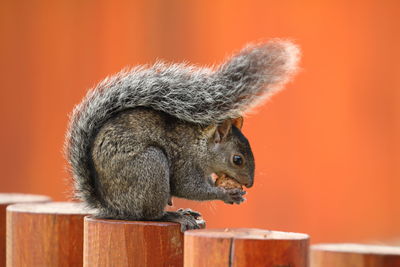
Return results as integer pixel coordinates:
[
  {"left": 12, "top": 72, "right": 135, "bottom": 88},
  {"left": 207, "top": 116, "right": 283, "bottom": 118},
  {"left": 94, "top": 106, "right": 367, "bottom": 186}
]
[
  {"left": 244, "top": 183, "right": 252, "bottom": 188},
  {"left": 237, "top": 174, "right": 253, "bottom": 188},
  {"left": 244, "top": 179, "right": 253, "bottom": 188}
]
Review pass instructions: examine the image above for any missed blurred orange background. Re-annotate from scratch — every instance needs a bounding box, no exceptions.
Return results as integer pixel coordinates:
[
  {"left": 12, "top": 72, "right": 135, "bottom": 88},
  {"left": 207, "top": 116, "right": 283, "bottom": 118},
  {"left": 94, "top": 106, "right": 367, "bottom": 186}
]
[{"left": 0, "top": 0, "right": 399, "bottom": 243}]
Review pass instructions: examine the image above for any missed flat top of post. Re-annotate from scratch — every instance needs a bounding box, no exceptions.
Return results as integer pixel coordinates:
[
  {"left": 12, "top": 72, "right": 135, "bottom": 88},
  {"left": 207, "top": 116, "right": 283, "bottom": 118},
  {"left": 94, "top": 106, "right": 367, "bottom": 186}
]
[
  {"left": 185, "top": 228, "right": 309, "bottom": 240},
  {"left": 312, "top": 243, "right": 400, "bottom": 255},
  {"left": 0, "top": 193, "right": 51, "bottom": 204},
  {"left": 7, "top": 201, "right": 93, "bottom": 215},
  {"left": 85, "top": 216, "right": 181, "bottom": 227}
]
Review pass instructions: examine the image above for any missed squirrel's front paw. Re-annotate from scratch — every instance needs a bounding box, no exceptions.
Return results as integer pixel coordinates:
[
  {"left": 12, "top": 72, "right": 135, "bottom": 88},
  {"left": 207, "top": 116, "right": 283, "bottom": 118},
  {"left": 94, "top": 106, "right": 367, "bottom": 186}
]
[{"left": 222, "top": 188, "right": 246, "bottom": 204}]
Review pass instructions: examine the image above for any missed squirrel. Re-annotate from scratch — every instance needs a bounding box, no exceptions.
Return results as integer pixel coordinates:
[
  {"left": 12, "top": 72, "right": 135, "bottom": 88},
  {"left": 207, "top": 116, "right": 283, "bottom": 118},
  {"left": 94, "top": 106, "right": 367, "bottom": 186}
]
[{"left": 65, "top": 40, "right": 300, "bottom": 231}]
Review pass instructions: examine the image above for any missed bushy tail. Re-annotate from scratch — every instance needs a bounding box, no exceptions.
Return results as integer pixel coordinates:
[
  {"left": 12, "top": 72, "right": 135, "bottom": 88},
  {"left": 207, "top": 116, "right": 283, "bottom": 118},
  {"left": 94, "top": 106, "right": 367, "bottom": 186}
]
[{"left": 65, "top": 39, "right": 300, "bottom": 207}]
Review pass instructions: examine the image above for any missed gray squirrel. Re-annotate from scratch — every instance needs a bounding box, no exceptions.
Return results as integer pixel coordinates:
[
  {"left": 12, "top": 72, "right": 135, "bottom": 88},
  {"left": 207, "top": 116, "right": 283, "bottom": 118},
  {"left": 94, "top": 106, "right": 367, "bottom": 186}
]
[{"left": 65, "top": 40, "right": 300, "bottom": 231}]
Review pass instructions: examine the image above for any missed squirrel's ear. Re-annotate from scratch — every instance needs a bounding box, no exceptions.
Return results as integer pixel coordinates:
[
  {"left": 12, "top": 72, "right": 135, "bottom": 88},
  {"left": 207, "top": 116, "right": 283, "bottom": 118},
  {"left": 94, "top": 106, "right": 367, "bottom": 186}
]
[
  {"left": 231, "top": 117, "right": 243, "bottom": 130},
  {"left": 202, "top": 124, "right": 217, "bottom": 138},
  {"left": 214, "top": 119, "right": 232, "bottom": 143}
]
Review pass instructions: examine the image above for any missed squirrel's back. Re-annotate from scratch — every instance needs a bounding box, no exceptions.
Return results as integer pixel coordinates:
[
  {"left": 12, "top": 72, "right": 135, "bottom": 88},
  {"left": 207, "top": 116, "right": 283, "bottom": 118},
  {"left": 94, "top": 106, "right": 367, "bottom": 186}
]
[{"left": 91, "top": 107, "right": 199, "bottom": 167}]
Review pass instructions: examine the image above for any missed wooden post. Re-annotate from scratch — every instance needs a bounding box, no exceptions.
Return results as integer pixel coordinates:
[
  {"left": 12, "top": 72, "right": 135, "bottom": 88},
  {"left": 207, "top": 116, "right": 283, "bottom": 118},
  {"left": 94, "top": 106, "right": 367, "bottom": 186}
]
[
  {"left": 184, "top": 228, "right": 309, "bottom": 267},
  {"left": 84, "top": 216, "right": 184, "bottom": 267},
  {"left": 311, "top": 243, "right": 400, "bottom": 267},
  {"left": 0, "top": 193, "right": 51, "bottom": 267},
  {"left": 7, "top": 201, "right": 92, "bottom": 267}
]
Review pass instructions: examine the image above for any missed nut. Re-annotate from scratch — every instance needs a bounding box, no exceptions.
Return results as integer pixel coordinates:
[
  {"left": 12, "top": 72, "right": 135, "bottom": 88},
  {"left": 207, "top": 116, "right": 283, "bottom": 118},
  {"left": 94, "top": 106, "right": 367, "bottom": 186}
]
[{"left": 214, "top": 173, "right": 243, "bottom": 190}]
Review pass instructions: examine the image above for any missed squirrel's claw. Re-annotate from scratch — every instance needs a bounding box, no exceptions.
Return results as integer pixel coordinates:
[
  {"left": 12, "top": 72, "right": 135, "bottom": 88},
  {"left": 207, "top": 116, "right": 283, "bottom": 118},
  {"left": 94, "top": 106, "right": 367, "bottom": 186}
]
[
  {"left": 177, "top": 208, "right": 202, "bottom": 219},
  {"left": 223, "top": 188, "right": 246, "bottom": 205},
  {"left": 162, "top": 209, "right": 205, "bottom": 232}
]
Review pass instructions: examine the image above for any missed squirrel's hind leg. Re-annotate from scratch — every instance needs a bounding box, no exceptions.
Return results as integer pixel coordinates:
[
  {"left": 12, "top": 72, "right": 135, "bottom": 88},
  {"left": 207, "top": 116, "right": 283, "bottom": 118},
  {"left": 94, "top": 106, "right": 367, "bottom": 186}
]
[
  {"left": 160, "top": 209, "right": 204, "bottom": 232},
  {"left": 96, "top": 146, "right": 170, "bottom": 220}
]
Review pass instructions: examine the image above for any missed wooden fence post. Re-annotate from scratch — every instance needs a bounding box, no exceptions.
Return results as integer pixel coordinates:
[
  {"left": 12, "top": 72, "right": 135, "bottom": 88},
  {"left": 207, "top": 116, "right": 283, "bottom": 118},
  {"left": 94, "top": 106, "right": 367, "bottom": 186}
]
[
  {"left": 0, "top": 193, "right": 51, "bottom": 267},
  {"left": 311, "top": 243, "right": 400, "bottom": 267},
  {"left": 7, "top": 201, "right": 91, "bottom": 267},
  {"left": 184, "top": 228, "right": 309, "bottom": 267},
  {"left": 84, "top": 216, "right": 184, "bottom": 267}
]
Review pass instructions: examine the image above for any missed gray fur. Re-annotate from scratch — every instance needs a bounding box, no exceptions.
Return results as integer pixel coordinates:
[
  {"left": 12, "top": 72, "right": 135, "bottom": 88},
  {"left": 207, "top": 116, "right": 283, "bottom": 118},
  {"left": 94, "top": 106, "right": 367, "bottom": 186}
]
[{"left": 65, "top": 40, "right": 300, "bottom": 229}]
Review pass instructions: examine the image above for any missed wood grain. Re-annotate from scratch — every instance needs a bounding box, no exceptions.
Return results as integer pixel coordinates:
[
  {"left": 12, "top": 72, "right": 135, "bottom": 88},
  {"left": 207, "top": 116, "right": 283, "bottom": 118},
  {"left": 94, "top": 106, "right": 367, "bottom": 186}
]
[
  {"left": 0, "top": 193, "right": 51, "bottom": 267},
  {"left": 311, "top": 243, "right": 400, "bottom": 267},
  {"left": 84, "top": 216, "right": 184, "bottom": 267},
  {"left": 184, "top": 228, "right": 309, "bottom": 267},
  {"left": 6, "top": 201, "right": 91, "bottom": 267}
]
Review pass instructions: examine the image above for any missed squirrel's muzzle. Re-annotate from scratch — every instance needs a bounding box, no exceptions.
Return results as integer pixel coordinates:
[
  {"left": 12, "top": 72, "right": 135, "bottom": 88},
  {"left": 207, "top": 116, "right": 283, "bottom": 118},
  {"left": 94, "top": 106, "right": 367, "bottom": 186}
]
[
  {"left": 238, "top": 174, "right": 254, "bottom": 188},
  {"left": 244, "top": 180, "right": 253, "bottom": 188}
]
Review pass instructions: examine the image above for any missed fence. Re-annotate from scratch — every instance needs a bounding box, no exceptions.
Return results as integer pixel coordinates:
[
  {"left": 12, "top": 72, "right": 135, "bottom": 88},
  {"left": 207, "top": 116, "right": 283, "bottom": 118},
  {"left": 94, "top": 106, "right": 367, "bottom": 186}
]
[{"left": 1, "top": 193, "right": 400, "bottom": 267}]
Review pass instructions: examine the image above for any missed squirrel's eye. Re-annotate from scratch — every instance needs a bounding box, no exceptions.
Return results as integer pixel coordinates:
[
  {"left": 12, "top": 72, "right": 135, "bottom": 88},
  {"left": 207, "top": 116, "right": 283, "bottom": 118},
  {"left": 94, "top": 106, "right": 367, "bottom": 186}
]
[{"left": 232, "top": 155, "right": 243, "bottom": 166}]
